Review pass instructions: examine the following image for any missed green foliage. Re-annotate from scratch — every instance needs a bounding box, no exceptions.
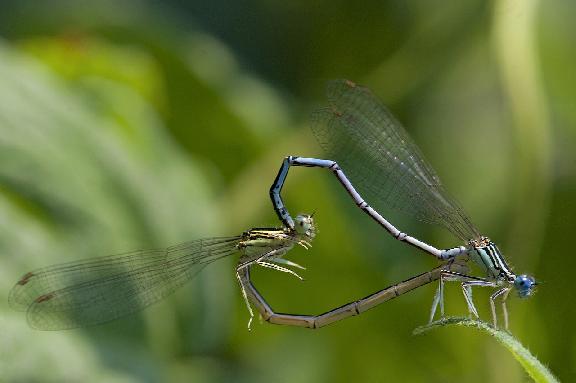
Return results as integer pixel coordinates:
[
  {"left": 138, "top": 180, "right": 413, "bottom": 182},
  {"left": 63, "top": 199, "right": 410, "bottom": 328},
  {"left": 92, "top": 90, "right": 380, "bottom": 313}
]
[
  {"left": 0, "top": 31, "right": 291, "bottom": 382},
  {"left": 414, "top": 318, "right": 559, "bottom": 383},
  {"left": 0, "top": 0, "right": 573, "bottom": 382}
]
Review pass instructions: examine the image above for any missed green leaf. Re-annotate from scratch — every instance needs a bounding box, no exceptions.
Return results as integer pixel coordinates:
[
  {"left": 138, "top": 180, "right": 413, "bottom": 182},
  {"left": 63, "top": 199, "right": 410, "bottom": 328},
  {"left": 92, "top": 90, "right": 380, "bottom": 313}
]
[{"left": 414, "top": 317, "right": 559, "bottom": 383}]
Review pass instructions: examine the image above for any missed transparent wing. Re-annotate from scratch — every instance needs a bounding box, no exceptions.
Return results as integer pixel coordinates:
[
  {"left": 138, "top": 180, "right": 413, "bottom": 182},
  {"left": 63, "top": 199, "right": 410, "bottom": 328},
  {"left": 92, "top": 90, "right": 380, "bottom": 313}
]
[
  {"left": 311, "top": 79, "right": 480, "bottom": 241},
  {"left": 9, "top": 236, "right": 242, "bottom": 330}
]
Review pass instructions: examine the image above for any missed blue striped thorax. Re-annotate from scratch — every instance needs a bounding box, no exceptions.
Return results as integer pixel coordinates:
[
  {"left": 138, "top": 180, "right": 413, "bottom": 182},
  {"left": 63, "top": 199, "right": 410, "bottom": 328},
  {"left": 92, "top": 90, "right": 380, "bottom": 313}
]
[
  {"left": 469, "top": 236, "right": 537, "bottom": 297},
  {"left": 469, "top": 237, "right": 513, "bottom": 281}
]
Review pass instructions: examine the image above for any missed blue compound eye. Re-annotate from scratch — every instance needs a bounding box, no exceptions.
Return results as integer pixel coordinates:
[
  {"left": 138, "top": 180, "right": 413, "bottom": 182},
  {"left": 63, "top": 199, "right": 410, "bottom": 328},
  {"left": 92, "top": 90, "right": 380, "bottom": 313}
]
[{"left": 514, "top": 275, "right": 536, "bottom": 298}]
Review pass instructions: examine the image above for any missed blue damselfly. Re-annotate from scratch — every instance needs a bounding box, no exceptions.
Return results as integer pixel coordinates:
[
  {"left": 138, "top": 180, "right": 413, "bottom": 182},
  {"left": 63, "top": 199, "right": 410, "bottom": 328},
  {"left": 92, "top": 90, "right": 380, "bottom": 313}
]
[{"left": 270, "top": 79, "right": 536, "bottom": 329}]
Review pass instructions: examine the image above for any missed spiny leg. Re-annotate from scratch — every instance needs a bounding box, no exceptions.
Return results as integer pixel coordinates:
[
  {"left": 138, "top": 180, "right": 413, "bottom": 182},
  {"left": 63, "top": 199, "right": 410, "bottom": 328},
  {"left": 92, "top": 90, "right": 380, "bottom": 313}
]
[
  {"left": 430, "top": 270, "right": 495, "bottom": 323},
  {"left": 430, "top": 270, "right": 470, "bottom": 322},
  {"left": 501, "top": 289, "right": 511, "bottom": 330},
  {"left": 430, "top": 270, "right": 468, "bottom": 322},
  {"left": 236, "top": 248, "right": 286, "bottom": 329},
  {"left": 461, "top": 279, "right": 500, "bottom": 320},
  {"left": 267, "top": 257, "right": 306, "bottom": 270},
  {"left": 257, "top": 261, "right": 304, "bottom": 281},
  {"left": 461, "top": 283, "right": 479, "bottom": 318},
  {"left": 490, "top": 287, "right": 511, "bottom": 329},
  {"left": 235, "top": 270, "right": 255, "bottom": 330},
  {"left": 429, "top": 272, "right": 445, "bottom": 323}
]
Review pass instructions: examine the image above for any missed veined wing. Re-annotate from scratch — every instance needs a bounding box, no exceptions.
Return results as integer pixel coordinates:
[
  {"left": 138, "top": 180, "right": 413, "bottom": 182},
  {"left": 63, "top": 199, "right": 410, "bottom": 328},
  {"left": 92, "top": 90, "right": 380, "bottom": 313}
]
[
  {"left": 311, "top": 79, "right": 480, "bottom": 241},
  {"left": 9, "top": 236, "right": 241, "bottom": 330}
]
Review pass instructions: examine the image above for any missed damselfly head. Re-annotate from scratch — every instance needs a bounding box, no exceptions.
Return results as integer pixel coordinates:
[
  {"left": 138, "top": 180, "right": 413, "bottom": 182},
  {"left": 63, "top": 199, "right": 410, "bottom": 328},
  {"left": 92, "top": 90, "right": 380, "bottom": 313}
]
[
  {"left": 294, "top": 214, "right": 316, "bottom": 238},
  {"left": 514, "top": 274, "right": 537, "bottom": 298}
]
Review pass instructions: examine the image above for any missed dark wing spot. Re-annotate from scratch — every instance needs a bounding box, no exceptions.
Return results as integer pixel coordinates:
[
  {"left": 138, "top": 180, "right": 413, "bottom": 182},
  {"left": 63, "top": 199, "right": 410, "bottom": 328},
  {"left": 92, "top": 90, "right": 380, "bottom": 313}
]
[
  {"left": 35, "top": 293, "right": 54, "bottom": 304},
  {"left": 17, "top": 272, "right": 35, "bottom": 286}
]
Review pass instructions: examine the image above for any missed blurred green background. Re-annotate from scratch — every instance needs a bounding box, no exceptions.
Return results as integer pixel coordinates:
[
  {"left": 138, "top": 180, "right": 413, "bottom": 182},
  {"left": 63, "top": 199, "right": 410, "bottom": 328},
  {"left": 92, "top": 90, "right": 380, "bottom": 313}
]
[{"left": 0, "top": 0, "right": 574, "bottom": 382}]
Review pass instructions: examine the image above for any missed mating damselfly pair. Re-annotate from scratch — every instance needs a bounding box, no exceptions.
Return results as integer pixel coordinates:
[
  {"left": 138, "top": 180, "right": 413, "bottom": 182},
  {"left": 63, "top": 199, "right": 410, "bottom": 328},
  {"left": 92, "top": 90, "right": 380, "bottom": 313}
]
[{"left": 10, "top": 79, "right": 536, "bottom": 331}]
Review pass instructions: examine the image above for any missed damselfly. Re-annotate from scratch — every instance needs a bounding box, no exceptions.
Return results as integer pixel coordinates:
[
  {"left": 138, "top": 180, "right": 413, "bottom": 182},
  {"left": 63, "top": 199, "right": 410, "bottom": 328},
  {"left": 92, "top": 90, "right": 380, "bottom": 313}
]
[
  {"left": 9, "top": 214, "right": 316, "bottom": 330},
  {"left": 270, "top": 79, "right": 537, "bottom": 329}
]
